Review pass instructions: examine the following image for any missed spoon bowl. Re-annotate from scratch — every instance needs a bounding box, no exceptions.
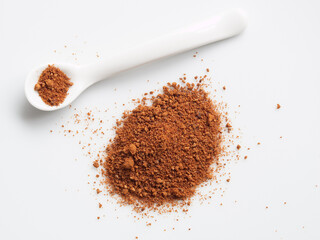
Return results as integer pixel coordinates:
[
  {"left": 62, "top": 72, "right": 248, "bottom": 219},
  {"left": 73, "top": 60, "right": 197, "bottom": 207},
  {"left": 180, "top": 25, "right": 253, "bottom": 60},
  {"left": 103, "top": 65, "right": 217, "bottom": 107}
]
[
  {"left": 25, "top": 63, "right": 84, "bottom": 111},
  {"left": 25, "top": 9, "right": 247, "bottom": 111}
]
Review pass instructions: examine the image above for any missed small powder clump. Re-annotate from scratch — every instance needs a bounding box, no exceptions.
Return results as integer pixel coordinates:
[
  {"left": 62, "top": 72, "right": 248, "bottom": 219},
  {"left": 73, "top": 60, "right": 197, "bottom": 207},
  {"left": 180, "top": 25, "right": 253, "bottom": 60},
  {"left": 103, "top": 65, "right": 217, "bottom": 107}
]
[
  {"left": 34, "top": 65, "right": 73, "bottom": 106},
  {"left": 103, "top": 81, "right": 224, "bottom": 208},
  {"left": 123, "top": 157, "right": 134, "bottom": 169},
  {"left": 93, "top": 160, "right": 100, "bottom": 168}
]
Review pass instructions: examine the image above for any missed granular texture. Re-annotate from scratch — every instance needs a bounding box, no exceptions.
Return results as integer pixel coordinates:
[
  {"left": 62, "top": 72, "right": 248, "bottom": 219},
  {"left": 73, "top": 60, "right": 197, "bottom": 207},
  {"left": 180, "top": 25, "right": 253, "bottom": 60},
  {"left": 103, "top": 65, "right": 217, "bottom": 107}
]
[
  {"left": 103, "top": 81, "right": 224, "bottom": 208},
  {"left": 34, "top": 65, "right": 73, "bottom": 106}
]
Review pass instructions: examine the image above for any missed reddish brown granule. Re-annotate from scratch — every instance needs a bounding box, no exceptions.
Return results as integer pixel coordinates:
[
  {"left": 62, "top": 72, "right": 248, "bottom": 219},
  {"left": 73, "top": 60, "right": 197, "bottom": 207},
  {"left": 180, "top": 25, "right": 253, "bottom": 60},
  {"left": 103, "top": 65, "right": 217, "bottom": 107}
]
[
  {"left": 93, "top": 160, "right": 99, "bottom": 168},
  {"left": 34, "top": 65, "right": 73, "bottom": 106},
  {"left": 236, "top": 145, "right": 241, "bottom": 150},
  {"left": 222, "top": 86, "right": 226, "bottom": 90},
  {"left": 226, "top": 123, "right": 232, "bottom": 133},
  {"left": 276, "top": 104, "right": 281, "bottom": 109},
  {"left": 103, "top": 81, "right": 224, "bottom": 209}
]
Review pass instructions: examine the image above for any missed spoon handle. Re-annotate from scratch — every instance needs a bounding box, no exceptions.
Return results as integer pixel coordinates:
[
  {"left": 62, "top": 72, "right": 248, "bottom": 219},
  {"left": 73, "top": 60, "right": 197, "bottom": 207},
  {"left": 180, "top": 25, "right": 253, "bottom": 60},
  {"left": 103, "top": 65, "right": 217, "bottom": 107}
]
[{"left": 80, "top": 9, "right": 247, "bottom": 86}]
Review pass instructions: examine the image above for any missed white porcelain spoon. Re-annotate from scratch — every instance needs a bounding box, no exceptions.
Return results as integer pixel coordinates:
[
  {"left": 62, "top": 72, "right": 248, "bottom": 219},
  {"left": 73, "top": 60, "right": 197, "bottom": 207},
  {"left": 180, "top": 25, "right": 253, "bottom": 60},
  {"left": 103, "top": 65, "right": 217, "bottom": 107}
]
[{"left": 25, "top": 9, "right": 247, "bottom": 111}]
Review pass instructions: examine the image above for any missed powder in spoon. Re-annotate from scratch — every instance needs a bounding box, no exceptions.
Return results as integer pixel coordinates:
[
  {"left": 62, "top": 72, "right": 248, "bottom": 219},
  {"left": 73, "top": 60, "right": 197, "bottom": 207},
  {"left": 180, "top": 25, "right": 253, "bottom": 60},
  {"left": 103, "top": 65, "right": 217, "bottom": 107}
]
[{"left": 34, "top": 65, "right": 73, "bottom": 106}]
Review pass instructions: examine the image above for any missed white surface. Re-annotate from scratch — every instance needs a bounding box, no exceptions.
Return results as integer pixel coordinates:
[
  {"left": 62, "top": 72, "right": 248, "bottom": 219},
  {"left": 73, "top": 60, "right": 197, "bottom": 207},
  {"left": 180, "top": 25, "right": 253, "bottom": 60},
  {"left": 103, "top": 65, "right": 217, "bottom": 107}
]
[
  {"left": 1, "top": 0, "right": 320, "bottom": 239},
  {"left": 25, "top": 9, "right": 247, "bottom": 111}
]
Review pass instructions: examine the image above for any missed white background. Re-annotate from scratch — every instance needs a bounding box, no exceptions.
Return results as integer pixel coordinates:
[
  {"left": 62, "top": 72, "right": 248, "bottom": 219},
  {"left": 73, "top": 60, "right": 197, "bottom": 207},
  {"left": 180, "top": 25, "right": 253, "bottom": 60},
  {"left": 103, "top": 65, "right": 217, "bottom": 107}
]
[{"left": 1, "top": 0, "right": 320, "bottom": 239}]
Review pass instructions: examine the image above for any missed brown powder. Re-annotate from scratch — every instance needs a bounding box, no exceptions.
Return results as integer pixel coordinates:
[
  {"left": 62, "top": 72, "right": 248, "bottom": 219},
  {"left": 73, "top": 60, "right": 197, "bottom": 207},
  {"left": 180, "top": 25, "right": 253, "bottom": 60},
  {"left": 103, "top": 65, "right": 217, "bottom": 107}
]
[
  {"left": 93, "top": 160, "right": 99, "bottom": 168},
  {"left": 35, "top": 65, "right": 73, "bottom": 106},
  {"left": 123, "top": 157, "right": 134, "bottom": 169},
  {"left": 103, "top": 81, "right": 224, "bottom": 209}
]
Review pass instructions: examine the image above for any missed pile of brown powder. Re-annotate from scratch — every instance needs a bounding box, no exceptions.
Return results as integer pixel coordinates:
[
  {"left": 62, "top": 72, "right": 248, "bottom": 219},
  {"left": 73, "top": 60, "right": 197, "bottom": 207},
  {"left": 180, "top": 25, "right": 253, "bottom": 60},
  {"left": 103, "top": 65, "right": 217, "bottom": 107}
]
[
  {"left": 34, "top": 65, "right": 73, "bottom": 106},
  {"left": 102, "top": 80, "right": 226, "bottom": 209}
]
